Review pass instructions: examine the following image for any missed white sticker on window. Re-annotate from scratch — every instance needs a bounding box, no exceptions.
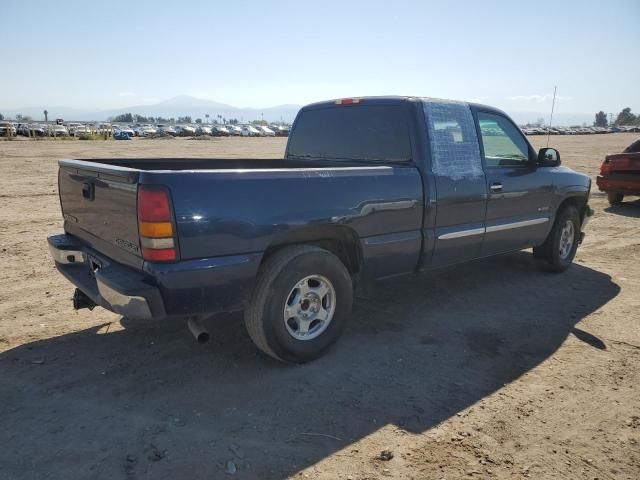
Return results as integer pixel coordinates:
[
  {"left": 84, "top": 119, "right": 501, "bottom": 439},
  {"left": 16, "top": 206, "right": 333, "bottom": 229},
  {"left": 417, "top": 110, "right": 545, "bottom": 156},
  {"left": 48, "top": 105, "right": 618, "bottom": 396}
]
[{"left": 423, "top": 100, "right": 483, "bottom": 180}]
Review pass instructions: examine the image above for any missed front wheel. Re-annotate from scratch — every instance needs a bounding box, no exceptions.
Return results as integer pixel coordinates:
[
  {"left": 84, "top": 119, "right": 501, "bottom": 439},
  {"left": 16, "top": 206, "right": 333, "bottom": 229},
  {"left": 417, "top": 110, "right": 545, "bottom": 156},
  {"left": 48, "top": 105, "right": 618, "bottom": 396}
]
[
  {"left": 607, "top": 192, "right": 624, "bottom": 205},
  {"left": 533, "top": 206, "right": 580, "bottom": 272},
  {"left": 244, "top": 245, "right": 353, "bottom": 363}
]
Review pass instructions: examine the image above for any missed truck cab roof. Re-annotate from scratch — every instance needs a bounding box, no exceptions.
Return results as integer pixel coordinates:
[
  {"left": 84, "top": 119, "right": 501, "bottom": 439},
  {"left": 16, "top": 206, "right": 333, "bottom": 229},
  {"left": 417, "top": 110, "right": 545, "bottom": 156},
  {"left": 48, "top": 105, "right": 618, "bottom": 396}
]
[{"left": 301, "top": 95, "right": 505, "bottom": 115}]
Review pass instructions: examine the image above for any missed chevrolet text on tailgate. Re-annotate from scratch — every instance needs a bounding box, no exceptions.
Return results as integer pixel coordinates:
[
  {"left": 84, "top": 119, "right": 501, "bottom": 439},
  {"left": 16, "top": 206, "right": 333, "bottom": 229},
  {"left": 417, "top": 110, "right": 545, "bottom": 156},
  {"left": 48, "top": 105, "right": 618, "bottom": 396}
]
[{"left": 48, "top": 97, "right": 593, "bottom": 363}]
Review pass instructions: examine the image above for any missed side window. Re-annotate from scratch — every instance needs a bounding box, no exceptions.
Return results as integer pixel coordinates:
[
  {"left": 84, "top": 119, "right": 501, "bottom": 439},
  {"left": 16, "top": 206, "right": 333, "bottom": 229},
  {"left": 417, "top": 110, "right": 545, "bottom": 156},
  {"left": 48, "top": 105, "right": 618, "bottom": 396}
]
[
  {"left": 477, "top": 112, "right": 530, "bottom": 167},
  {"left": 423, "top": 101, "right": 483, "bottom": 180}
]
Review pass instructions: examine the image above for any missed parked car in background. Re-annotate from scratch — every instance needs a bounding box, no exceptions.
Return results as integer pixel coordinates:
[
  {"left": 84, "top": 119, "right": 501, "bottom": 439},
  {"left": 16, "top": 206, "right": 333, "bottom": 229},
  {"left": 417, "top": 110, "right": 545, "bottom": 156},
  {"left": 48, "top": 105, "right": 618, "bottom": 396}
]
[
  {"left": 20, "top": 124, "right": 46, "bottom": 137},
  {"left": 214, "top": 126, "right": 230, "bottom": 136},
  {"left": 270, "top": 125, "right": 290, "bottom": 137},
  {"left": 134, "top": 125, "right": 156, "bottom": 136},
  {"left": 227, "top": 125, "right": 242, "bottom": 136},
  {"left": 597, "top": 138, "right": 640, "bottom": 205},
  {"left": 74, "top": 125, "right": 93, "bottom": 136},
  {"left": 66, "top": 123, "right": 84, "bottom": 136},
  {"left": 156, "top": 124, "right": 176, "bottom": 136},
  {"left": 257, "top": 125, "right": 276, "bottom": 137},
  {"left": 17, "top": 123, "right": 44, "bottom": 137},
  {"left": 175, "top": 125, "right": 196, "bottom": 136},
  {"left": 49, "top": 125, "right": 69, "bottom": 136},
  {"left": 115, "top": 126, "right": 135, "bottom": 138},
  {"left": 113, "top": 130, "right": 133, "bottom": 140},
  {"left": 33, "top": 124, "right": 47, "bottom": 136},
  {"left": 0, "top": 122, "right": 17, "bottom": 136},
  {"left": 95, "top": 123, "right": 112, "bottom": 135},
  {"left": 196, "top": 125, "right": 212, "bottom": 135},
  {"left": 241, "top": 125, "right": 261, "bottom": 136},
  {"left": 16, "top": 123, "right": 30, "bottom": 136}
]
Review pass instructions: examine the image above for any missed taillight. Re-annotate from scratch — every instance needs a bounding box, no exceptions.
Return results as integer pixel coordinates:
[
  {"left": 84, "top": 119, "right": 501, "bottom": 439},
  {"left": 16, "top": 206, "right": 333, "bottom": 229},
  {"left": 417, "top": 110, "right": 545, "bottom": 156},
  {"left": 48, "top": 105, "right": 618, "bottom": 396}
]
[
  {"left": 600, "top": 157, "right": 611, "bottom": 176},
  {"left": 137, "top": 186, "right": 177, "bottom": 262}
]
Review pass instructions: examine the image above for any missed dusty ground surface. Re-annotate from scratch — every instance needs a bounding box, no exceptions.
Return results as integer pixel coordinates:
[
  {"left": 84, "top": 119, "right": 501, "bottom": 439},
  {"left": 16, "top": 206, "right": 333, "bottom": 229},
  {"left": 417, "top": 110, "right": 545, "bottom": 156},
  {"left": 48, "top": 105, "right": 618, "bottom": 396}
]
[{"left": 0, "top": 134, "right": 638, "bottom": 480}]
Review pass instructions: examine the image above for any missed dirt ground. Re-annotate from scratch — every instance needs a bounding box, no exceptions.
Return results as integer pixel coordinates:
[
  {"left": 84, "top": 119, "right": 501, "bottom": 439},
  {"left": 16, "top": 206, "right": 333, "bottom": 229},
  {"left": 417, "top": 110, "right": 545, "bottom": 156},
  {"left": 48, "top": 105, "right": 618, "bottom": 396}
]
[{"left": 0, "top": 134, "right": 638, "bottom": 480}]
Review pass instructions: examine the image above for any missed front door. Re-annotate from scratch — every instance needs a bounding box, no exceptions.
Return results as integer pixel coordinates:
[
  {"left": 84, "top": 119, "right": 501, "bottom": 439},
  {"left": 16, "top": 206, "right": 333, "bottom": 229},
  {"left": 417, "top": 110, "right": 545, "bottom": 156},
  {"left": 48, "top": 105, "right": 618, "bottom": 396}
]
[{"left": 475, "top": 111, "right": 554, "bottom": 256}]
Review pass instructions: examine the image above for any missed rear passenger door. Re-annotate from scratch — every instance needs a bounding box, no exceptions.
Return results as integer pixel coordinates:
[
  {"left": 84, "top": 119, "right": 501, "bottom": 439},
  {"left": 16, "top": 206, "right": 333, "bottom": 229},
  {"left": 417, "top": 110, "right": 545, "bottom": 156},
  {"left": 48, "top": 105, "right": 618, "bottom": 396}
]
[
  {"left": 475, "top": 111, "right": 553, "bottom": 256},
  {"left": 423, "top": 101, "right": 488, "bottom": 267}
]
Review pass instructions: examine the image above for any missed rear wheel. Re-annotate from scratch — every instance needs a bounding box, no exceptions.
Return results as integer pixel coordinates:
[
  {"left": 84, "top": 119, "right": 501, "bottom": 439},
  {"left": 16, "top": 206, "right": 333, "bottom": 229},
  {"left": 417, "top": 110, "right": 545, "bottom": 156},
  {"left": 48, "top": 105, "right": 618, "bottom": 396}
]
[
  {"left": 607, "top": 192, "right": 624, "bottom": 205},
  {"left": 244, "top": 245, "right": 353, "bottom": 363},
  {"left": 533, "top": 206, "right": 580, "bottom": 272}
]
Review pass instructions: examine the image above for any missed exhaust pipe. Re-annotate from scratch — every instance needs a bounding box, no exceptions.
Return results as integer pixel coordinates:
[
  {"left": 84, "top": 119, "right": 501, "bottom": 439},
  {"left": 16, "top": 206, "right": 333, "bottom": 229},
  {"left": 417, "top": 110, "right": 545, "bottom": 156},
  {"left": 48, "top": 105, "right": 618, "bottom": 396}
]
[
  {"left": 187, "top": 317, "right": 210, "bottom": 344},
  {"left": 73, "top": 288, "right": 96, "bottom": 311}
]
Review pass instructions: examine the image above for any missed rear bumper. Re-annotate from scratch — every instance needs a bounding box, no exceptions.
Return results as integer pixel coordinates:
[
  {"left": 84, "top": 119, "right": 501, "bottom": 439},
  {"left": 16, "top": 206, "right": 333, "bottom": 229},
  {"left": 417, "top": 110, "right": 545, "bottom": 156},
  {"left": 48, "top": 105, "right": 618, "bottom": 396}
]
[
  {"left": 48, "top": 234, "right": 261, "bottom": 320},
  {"left": 48, "top": 234, "right": 165, "bottom": 319},
  {"left": 596, "top": 175, "right": 640, "bottom": 194}
]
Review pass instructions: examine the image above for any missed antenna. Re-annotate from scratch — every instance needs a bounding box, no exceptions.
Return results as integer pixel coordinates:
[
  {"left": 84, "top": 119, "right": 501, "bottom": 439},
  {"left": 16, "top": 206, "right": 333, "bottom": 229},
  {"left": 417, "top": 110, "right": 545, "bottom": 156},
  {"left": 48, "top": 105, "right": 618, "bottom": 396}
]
[{"left": 546, "top": 85, "right": 557, "bottom": 147}]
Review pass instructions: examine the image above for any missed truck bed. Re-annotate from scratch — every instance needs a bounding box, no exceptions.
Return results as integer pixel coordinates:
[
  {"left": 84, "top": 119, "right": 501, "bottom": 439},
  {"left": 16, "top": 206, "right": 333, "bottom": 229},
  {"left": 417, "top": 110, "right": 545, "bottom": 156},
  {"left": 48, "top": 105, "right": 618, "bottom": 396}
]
[{"left": 58, "top": 157, "right": 424, "bottom": 280}]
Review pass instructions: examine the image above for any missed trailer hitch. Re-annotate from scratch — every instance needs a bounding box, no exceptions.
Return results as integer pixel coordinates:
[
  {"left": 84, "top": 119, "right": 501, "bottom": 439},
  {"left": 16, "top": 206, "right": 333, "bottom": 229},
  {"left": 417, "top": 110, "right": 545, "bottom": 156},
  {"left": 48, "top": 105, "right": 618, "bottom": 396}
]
[{"left": 73, "top": 288, "right": 96, "bottom": 311}]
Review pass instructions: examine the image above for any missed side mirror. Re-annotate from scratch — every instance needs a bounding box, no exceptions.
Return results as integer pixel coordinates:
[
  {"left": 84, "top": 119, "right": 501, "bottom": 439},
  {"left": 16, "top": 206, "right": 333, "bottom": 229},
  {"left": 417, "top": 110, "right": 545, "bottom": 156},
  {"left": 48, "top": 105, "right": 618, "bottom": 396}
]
[{"left": 538, "top": 147, "right": 561, "bottom": 167}]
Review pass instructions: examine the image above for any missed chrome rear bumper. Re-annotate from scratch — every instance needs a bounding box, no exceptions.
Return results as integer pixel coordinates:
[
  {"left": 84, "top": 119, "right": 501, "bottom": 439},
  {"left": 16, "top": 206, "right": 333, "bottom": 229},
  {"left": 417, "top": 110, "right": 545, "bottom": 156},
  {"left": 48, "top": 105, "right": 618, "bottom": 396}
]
[{"left": 47, "top": 234, "right": 164, "bottom": 320}]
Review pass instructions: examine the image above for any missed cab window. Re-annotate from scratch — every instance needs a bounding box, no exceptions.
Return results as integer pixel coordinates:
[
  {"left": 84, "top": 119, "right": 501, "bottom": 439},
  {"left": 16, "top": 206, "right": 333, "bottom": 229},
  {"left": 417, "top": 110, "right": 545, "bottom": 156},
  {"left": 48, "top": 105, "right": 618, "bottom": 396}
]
[
  {"left": 287, "top": 105, "right": 412, "bottom": 162},
  {"left": 477, "top": 112, "right": 530, "bottom": 167}
]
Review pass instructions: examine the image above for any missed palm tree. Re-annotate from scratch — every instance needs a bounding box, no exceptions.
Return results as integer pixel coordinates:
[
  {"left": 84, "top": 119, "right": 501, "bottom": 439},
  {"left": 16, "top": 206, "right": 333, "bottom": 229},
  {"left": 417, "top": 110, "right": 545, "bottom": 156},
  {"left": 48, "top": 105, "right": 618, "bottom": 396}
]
[
  {"left": 43, "top": 109, "right": 48, "bottom": 122},
  {"left": 205, "top": 114, "right": 210, "bottom": 124}
]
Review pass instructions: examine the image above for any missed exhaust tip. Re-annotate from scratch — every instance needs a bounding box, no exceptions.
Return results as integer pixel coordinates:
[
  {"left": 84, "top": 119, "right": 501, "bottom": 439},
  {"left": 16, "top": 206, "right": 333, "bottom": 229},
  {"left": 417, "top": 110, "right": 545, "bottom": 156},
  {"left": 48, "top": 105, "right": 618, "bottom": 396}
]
[
  {"left": 196, "top": 332, "right": 210, "bottom": 344},
  {"left": 188, "top": 318, "right": 210, "bottom": 344}
]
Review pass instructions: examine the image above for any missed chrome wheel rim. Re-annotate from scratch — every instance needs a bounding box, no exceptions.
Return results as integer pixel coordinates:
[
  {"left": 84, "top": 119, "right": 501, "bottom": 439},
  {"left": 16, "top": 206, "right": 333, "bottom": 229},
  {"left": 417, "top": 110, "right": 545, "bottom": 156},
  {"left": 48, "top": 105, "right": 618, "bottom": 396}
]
[
  {"left": 558, "top": 220, "right": 575, "bottom": 260},
  {"left": 283, "top": 275, "right": 336, "bottom": 341}
]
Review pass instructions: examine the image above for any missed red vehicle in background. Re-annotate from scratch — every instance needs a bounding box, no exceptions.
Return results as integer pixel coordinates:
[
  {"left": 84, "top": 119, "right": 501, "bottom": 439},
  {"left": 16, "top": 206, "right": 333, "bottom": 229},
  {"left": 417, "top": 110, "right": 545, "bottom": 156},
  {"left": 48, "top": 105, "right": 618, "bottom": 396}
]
[{"left": 597, "top": 139, "right": 640, "bottom": 204}]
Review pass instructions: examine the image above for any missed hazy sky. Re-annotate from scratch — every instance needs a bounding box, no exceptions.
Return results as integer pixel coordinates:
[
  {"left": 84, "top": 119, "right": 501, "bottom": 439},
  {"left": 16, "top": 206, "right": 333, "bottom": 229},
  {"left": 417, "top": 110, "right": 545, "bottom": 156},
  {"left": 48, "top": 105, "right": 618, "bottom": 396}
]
[{"left": 2, "top": 0, "right": 639, "bottom": 116}]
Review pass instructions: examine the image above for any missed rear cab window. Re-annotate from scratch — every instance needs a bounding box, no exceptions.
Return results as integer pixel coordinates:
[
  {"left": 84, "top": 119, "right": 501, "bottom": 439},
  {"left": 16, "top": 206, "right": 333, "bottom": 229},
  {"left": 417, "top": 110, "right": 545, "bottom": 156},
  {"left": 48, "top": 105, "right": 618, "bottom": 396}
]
[{"left": 287, "top": 104, "right": 412, "bottom": 162}]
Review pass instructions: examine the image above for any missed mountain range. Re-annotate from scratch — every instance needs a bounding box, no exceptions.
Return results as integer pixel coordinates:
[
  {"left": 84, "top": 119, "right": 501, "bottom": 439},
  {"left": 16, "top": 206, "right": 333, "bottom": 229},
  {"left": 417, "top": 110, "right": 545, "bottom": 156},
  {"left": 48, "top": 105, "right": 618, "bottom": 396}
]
[
  {"left": 1, "top": 95, "right": 597, "bottom": 126},
  {"left": 0, "top": 96, "right": 302, "bottom": 123}
]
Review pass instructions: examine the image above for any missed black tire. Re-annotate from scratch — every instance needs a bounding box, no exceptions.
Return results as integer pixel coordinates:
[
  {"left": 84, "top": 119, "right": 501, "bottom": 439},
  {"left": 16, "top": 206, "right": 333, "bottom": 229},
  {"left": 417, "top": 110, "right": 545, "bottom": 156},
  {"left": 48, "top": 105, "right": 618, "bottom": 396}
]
[
  {"left": 533, "top": 205, "right": 581, "bottom": 272},
  {"left": 244, "top": 245, "right": 353, "bottom": 363},
  {"left": 607, "top": 192, "right": 624, "bottom": 205}
]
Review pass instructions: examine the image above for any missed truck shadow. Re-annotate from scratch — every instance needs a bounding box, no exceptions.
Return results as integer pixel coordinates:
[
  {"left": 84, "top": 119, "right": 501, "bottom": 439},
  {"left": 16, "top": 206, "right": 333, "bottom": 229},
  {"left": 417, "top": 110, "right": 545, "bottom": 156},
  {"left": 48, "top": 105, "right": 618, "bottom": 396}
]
[{"left": 0, "top": 252, "right": 619, "bottom": 479}]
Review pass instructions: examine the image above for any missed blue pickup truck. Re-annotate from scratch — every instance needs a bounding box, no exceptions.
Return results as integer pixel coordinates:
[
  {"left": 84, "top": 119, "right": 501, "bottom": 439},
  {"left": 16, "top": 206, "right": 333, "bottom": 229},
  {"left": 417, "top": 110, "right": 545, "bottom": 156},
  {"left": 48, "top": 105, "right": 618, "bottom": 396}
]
[{"left": 48, "top": 97, "right": 592, "bottom": 362}]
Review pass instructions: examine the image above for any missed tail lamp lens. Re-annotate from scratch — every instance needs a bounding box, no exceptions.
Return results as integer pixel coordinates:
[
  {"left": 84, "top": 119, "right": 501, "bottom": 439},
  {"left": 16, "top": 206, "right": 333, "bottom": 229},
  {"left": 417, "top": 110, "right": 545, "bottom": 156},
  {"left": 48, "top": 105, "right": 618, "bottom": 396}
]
[
  {"left": 141, "top": 247, "right": 177, "bottom": 262},
  {"left": 137, "top": 186, "right": 177, "bottom": 262},
  {"left": 138, "top": 188, "right": 172, "bottom": 222}
]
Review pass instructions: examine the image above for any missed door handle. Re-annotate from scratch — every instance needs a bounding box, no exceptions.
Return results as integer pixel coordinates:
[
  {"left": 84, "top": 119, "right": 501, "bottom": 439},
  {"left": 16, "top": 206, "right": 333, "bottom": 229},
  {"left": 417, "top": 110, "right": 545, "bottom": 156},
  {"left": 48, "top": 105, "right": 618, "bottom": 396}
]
[
  {"left": 82, "top": 182, "right": 95, "bottom": 200},
  {"left": 490, "top": 182, "right": 503, "bottom": 193}
]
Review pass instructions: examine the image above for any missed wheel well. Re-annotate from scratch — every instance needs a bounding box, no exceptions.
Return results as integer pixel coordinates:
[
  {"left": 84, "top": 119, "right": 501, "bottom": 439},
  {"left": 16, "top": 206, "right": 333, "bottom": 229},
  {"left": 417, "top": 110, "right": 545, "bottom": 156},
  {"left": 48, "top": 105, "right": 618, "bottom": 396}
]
[
  {"left": 260, "top": 227, "right": 361, "bottom": 274},
  {"left": 557, "top": 195, "right": 587, "bottom": 221}
]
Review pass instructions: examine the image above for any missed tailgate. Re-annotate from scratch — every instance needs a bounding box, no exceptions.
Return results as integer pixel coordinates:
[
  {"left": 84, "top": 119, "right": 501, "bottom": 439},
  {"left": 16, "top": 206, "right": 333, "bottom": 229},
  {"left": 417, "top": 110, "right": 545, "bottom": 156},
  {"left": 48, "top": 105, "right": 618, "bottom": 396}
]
[{"left": 58, "top": 160, "right": 142, "bottom": 266}]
